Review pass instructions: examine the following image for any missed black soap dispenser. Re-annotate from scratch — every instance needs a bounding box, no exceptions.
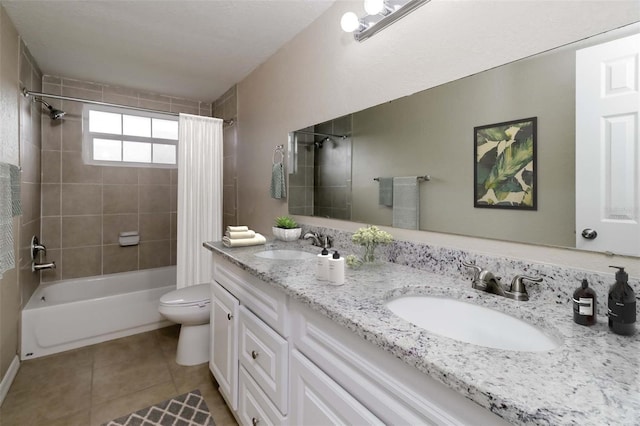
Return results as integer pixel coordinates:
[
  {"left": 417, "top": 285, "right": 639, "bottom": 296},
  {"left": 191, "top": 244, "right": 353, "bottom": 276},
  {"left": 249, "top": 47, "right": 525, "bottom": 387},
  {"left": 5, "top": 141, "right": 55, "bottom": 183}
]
[
  {"left": 607, "top": 266, "right": 636, "bottom": 336},
  {"left": 573, "top": 279, "right": 597, "bottom": 326}
]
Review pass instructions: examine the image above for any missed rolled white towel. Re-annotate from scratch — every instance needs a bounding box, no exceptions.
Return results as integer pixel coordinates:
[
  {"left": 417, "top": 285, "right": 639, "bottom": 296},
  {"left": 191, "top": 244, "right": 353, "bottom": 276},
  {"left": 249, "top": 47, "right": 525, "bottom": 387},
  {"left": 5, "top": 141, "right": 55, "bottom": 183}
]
[
  {"left": 227, "top": 225, "right": 249, "bottom": 232},
  {"left": 225, "top": 230, "right": 256, "bottom": 239},
  {"left": 222, "top": 233, "right": 266, "bottom": 247}
]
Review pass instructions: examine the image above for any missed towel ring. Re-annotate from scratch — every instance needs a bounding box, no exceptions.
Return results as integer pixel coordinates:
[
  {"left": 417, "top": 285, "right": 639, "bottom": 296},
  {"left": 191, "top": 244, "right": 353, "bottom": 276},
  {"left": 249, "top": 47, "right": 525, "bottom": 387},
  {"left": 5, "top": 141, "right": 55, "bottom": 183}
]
[{"left": 273, "top": 145, "right": 284, "bottom": 165}]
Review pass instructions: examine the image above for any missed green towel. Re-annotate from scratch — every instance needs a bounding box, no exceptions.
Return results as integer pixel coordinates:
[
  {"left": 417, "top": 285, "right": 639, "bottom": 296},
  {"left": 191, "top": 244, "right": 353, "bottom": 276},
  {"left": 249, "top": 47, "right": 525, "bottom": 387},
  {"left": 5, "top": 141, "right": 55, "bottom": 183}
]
[{"left": 270, "top": 163, "right": 286, "bottom": 199}]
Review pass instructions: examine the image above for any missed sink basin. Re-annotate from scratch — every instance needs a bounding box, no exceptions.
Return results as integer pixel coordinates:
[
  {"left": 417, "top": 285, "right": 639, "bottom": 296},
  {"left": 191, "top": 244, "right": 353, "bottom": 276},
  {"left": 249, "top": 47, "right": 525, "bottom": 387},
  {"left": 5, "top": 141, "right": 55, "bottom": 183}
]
[
  {"left": 385, "top": 296, "right": 560, "bottom": 352},
  {"left": 254, "top": 250, "right": 316, "bottom": 260}
]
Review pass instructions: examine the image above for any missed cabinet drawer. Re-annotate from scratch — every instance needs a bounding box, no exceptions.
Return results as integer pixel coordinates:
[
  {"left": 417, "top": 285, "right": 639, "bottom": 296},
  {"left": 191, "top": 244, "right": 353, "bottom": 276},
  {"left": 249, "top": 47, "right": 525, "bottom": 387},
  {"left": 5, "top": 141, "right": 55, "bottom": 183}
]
[
  {"left": 239, "top": 305, "right": 288, "bottom": 414},
  {"left": 238, "top": 366, "right": 287, "bottom": 426},
  {"left": 213, "top": 254, "right": 288, "bottom": 337}
]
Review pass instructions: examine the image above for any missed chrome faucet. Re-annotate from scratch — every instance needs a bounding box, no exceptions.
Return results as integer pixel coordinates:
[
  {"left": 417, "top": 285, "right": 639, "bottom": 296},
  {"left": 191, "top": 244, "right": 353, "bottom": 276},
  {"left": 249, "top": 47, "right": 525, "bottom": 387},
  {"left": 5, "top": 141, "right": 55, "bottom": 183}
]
[
  {"left": 303, "top": 232, "right": 332, "bottom": 248},
  {"left": 462, "top": 261, "right": 542, "bottom": 301},
  {"left": 32, "top": 262, "right": 56, "bottom": 272}
]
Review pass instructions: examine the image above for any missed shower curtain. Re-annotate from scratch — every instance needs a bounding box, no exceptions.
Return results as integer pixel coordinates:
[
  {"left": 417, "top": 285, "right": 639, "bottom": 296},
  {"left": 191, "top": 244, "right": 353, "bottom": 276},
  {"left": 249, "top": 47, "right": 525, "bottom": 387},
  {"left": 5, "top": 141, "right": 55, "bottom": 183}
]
[{"left": 176, "top": 114, "right": 223, "bottom": 289}]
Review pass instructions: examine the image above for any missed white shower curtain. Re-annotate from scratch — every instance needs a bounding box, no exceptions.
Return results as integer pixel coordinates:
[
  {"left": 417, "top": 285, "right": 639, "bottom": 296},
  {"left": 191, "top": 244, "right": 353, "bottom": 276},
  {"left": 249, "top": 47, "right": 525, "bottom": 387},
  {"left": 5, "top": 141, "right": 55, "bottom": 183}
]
[{"left": 177, "top": 114, "right": 223, "bottom": 289}]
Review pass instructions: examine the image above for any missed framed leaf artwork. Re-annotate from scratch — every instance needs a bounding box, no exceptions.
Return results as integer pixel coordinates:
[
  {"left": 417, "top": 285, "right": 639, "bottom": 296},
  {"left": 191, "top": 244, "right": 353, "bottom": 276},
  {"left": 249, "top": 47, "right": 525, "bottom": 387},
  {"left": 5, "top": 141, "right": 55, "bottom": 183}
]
[{"left": 474, "top": 117, "right": 537, "bottom": 210}]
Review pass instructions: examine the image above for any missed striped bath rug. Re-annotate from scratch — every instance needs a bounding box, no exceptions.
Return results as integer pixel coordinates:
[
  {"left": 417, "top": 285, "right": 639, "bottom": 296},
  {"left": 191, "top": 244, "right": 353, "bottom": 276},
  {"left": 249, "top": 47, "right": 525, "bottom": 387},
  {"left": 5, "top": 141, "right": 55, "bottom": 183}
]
[{"left": 102, "top": 389, "right": 215, "bottom": 426}]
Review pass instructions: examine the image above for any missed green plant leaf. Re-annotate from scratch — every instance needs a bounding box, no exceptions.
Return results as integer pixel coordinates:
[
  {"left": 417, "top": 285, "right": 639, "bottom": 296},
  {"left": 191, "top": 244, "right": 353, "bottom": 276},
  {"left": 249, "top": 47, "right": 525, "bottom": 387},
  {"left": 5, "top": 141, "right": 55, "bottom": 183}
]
[
  {"left": 484, "top": 136, "right": 533, "bottom": 190},
  {"left": 477, "top": 127, "right": 509, "bottom": 143},
  {"left": 493, "top": 177, "right": 524, "bottom": 200}
]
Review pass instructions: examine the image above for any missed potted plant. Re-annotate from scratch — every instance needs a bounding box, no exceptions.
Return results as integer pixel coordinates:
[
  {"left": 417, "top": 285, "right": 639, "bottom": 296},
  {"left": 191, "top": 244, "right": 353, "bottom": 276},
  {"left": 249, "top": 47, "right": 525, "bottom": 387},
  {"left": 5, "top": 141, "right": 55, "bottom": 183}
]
[{"left": 272, "top": 216, "right": 302, "bottom": 242}]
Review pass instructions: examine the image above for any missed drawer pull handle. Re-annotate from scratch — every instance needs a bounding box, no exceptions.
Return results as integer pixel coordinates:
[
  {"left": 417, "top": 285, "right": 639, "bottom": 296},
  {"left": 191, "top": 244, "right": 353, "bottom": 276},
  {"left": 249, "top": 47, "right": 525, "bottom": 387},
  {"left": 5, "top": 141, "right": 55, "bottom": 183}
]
[
  {"left": 252, "top": 417, "right": 259, "bottom": 425},
  {"left": 227, "top": 313, "right": 233, "bottom": 320},
  {"left": 251, "top": 350, "right": 259, "bottom": 360}
]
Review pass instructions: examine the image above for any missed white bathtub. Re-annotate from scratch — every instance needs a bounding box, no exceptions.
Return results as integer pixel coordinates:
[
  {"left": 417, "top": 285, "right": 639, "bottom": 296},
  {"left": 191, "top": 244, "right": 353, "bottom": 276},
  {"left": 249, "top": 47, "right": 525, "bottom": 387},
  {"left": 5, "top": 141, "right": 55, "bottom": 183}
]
[{"left": 21, "top": 266, "right": 176, "bottom": 360}]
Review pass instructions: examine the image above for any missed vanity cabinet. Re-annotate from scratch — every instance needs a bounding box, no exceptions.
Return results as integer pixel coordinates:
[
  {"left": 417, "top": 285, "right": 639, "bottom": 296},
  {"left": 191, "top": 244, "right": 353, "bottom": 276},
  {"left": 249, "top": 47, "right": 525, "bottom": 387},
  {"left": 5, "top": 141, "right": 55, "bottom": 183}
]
[
  {"left": 210, "top": 254, "right": 290, "bottom": 424},
  {"left": 210, "top": 252, "right": 509, "bottom": 426}
]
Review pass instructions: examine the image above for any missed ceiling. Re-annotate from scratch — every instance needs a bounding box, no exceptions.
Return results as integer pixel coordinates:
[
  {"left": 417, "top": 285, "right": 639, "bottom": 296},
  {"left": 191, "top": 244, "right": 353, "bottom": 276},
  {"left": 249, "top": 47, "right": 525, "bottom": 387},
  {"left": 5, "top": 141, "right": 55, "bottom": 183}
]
[{"left": 2, "top": 0, "right": 335, "bottom": 102}]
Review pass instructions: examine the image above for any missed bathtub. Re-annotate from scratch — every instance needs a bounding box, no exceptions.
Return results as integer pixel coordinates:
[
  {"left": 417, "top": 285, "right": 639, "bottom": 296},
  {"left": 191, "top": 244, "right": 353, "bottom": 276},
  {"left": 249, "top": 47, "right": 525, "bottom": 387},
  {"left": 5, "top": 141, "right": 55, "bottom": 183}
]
[{"left": 21, "top": 266, "right": 176, "bottom": 360}]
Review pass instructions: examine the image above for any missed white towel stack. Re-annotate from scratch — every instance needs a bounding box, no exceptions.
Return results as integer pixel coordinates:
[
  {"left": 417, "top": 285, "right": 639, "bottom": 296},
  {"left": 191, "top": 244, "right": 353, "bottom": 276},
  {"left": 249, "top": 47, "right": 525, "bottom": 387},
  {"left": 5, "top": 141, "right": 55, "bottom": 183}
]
[{"left": 222, "top": 226, "right": 266, "bottom": 247}]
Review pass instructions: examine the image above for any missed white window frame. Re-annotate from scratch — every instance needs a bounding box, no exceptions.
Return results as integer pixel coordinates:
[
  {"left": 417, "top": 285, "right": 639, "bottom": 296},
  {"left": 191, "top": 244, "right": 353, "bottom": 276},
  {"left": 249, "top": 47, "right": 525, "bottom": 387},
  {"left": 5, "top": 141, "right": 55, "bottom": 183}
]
[{"left": 82, "top": 104, "right": 179, "bottom": 169}]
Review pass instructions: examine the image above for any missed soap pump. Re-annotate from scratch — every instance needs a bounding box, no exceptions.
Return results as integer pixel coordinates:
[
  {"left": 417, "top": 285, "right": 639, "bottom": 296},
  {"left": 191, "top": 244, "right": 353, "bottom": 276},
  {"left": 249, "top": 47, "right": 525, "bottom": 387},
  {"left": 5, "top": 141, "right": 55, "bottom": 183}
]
[
  {"left": 607, "top": 266, "right": 636, "bottom": 336},
  {"left": 573, "top": 279, "right": 597, "bottom": 326}
]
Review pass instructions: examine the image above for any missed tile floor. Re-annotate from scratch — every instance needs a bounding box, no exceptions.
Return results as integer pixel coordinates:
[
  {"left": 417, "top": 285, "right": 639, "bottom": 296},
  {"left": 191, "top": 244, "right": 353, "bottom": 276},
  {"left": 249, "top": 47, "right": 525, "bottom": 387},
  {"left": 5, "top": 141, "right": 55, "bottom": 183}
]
[{"left": 0, "top": 325, "right": 237, "bottom": 426}]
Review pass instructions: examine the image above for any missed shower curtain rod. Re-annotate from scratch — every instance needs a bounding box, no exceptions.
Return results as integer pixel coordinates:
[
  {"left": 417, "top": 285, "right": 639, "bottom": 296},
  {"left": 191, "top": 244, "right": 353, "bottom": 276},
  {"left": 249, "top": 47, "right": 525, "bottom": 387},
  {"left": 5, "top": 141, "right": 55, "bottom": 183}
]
[
  {"left": 22, "top": 89, "right": 235, "bottom": 126},
  {"left": 293, "top": 129, "right": 348, "bottom": 139}
]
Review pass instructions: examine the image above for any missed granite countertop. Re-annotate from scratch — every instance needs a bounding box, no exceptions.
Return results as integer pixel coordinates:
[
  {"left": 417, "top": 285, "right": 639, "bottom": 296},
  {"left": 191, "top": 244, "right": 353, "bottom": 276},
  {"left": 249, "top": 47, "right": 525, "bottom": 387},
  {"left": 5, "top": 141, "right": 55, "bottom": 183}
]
[{"left": 204, "top": 240, "right": 640, "bottom": 425}]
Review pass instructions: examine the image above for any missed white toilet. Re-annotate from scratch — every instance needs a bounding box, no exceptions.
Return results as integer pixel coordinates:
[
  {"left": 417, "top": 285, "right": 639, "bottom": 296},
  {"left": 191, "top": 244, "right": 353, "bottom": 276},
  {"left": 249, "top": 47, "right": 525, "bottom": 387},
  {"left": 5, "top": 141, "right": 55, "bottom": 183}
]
[{"left": 159, "top": 283, "right": 211, "bottom": 366}]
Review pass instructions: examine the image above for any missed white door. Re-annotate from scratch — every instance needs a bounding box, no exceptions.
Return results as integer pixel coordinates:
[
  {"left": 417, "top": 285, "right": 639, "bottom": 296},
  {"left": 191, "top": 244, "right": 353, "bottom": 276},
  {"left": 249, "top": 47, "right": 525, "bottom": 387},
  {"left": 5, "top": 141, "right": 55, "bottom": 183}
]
[
  {"left": 576, "top": 33, "right": 640, "bottom": 255},
  {"left": 210, "top": 281, "right": 239, "bottom": 411}
]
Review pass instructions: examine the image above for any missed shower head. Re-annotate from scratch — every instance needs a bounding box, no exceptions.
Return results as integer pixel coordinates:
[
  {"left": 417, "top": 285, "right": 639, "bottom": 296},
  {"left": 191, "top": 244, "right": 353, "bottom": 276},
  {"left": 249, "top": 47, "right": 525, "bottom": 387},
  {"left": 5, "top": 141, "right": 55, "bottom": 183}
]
[{"left": 33, "top": 98, "right": 66, "bottom": 120}]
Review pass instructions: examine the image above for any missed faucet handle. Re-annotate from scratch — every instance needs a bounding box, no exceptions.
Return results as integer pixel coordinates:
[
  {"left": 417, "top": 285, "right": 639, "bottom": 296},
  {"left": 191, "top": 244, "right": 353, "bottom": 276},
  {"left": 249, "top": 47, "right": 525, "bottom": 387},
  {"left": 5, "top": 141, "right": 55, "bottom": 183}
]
[
  {"left": 461, "top": 261, "right": 482, "bottom": 281},
  {"left": 507, "top": 275, "right": 543, "bottom": 301}
]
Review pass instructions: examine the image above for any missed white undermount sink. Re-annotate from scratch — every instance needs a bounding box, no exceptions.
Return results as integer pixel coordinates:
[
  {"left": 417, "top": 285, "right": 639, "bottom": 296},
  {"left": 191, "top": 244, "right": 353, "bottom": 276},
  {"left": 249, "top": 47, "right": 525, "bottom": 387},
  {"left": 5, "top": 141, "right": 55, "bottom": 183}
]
[
  {"left": 386, "top": 295, "right": 560, "bottom": 352},
  {"left": 254, "top": 249, "right": 316, "bottom": 260}
]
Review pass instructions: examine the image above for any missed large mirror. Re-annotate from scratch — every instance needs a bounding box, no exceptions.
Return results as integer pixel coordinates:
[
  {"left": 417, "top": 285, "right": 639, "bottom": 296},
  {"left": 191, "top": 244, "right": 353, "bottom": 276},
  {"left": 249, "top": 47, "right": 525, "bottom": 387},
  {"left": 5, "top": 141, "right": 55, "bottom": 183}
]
[{"left": 288, "top": 22, "right": 639, "bottom": 255}]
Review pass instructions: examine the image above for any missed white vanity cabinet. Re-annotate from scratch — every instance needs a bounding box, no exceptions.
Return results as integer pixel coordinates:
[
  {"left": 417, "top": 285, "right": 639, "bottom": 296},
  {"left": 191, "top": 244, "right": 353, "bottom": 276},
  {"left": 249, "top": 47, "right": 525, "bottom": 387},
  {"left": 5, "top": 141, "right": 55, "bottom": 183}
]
[
  {"left": 210, "top": 252, "right": 510, "bottom": 426},
  {"left": 210, "top": 254, "right": 289, "bottom": 425}
]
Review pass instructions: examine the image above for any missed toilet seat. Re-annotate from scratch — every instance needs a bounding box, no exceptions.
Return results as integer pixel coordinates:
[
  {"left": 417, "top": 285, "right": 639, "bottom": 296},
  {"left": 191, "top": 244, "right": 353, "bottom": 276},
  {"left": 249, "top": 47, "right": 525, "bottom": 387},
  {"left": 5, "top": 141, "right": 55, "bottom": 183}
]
[{"left": 159, "top": 283, "right": 210, "bottom": 308}]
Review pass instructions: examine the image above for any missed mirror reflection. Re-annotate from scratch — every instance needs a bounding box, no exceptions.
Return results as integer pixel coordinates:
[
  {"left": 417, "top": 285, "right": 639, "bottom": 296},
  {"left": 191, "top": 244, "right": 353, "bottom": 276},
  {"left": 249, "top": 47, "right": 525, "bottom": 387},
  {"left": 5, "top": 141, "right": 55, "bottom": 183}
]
[{"left": 288, "top": 23, "right": 639, "bottom": 254}]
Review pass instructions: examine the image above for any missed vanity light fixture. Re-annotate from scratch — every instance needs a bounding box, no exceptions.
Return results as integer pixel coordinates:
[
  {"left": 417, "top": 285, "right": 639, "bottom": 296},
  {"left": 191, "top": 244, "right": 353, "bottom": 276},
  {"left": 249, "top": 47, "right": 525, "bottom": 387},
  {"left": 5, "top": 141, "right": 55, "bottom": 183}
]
[{"left": 341, "top": 0, "right": 430, "bottom": 42}]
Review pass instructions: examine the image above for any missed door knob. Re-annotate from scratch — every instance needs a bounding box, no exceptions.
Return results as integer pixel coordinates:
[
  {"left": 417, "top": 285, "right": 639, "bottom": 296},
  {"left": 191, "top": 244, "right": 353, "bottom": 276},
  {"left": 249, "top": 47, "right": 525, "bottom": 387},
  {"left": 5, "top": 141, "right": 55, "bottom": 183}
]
[{"left": 581, "top": 228, "right": 597, "bottom": 240}]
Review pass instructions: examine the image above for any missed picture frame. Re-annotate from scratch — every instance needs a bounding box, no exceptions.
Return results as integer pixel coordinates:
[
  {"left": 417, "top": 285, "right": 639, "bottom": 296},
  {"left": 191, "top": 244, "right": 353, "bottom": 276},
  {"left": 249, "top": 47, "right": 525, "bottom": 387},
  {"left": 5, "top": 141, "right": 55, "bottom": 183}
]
[{"left": 474, "top": 117, "right": 537, "bottom": 210}]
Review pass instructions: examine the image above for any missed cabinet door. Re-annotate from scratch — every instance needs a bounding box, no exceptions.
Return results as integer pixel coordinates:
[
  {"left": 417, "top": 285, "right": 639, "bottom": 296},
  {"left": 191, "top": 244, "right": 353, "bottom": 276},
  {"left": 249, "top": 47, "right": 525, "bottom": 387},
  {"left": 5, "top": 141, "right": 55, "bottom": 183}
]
[
  {"left": 290, "top": 350, "right": 383, "bottom": 426},
  {"left": 210, "top": 281, "right": 239, "bottom": 410},
  {"left": 239, "top": 306, "right": 288, "bottom": 414}
]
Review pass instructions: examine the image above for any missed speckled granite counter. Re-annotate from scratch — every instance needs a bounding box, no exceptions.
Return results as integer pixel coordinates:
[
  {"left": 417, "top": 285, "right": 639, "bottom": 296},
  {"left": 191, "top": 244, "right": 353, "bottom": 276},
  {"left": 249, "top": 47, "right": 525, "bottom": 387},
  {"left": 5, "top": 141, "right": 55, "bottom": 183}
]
[{"left": 204, "top": 240, "right": 640, "bottom": 425}]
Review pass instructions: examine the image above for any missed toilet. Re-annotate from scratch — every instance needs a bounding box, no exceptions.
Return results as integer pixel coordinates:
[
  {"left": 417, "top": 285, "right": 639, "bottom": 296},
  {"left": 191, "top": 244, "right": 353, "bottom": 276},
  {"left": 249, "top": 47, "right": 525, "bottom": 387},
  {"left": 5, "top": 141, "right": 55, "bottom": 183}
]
[{"left": 159, "top": 283, "right": 211, "bottom": 366}]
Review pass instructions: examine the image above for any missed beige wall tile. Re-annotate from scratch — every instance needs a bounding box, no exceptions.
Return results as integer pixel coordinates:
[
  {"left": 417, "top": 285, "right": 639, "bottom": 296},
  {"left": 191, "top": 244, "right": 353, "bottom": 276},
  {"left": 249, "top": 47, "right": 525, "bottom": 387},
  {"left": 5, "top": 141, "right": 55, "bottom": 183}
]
[
  {"left": 138, "top": 99, "right": 171, "bottom": 113},
  {"left": 170, "top": 213, "right": 177, "bottom": 241},
  {"left": 41, "top": 216, "right": 62, "bottom": 249},
  {"left": 138, "top": 91, "right": 171, "bottom": 103},
  {"left": 62, "top": 216, "right": 102, "bottom": 248},
  {"left": 170, "top": 169, "right": 178, "bottom": 185},
  {"left": 139, "top": 240, "right": 170, "bottom": 269},
  {"left": 61, "top": 150, "right": 102, "bottom": 184},
  {"left": 170, "top": 104, "right": 199, "bottom": 115},
  {"left": 103, "top": 245, "right": 138, "bottom": 275},
  {"left": 139, "top": 185, "right": 170, "bottom": 213},
  {"left": 43, "top": 75, "right": 62, "bottom": 84},
  {"left": 42, "top": 119, "right": 63, "bottom": 150},
  {"left": 61, "top": 246, "right": 101, "bottom": 279},
  {"left": 42, "top": 183, "right": 61, "bottom": 216},
  {"left": 102, "top": 92, "right": 138, "bottom": 107},
  {"left": 103, "top": 84, "right": 139, "bottom": 97},
  {"left": 20, "top": 139, "right": 41, "bottom": 183},
  {"left": 20, "top": 182, "right": 41, "bottom": 223},
  {"left": 61, "top": 184, "right": 102, "bottom": 215},
  {"left": 169, "top": 184, "right": 177, "bottom": 212},
  {"left": 103, "top": 214, "right": 138, "bottom": 244},
  {"left": 139, "top": 213, "right": 170, "bottom": 242},
  {"left": 138, "top": 168, "right": 170, "bottom": 185},
  {"left": 41, "top": 150, "right": 61, "bottom": 183},
  {"left": 103, "top": 185, "right": 138, "bottom": 214},
  {"left": 61, "top": 78, "right": 103, "bottom": 92},
  {"left": 103, "top": 167, "right": 138, "bottom": 185},
  {"left": 61, "top": 119, "right": 82, "bottom": 152},
  {"left": 170, "top": 239, "right": 177, "bottom": 266}
]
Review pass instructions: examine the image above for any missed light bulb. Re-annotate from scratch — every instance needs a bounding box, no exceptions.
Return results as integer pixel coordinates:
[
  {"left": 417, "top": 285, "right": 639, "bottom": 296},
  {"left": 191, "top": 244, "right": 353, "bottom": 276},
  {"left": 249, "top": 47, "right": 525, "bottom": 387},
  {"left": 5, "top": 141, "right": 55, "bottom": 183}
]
[
  {"left": 340, "top": 12, "right": 360, "bottom": 33},
  {"left": 364, "top": 0, "right": 385, "bottom": 15}
]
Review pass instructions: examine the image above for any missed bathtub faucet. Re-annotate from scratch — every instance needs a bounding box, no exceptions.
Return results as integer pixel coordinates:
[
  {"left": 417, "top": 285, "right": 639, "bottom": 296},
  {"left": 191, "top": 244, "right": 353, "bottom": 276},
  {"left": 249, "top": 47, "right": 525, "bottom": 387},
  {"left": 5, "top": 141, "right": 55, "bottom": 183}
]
[{"left": 32, "top": 262, "right": 56, "bottom": 272}]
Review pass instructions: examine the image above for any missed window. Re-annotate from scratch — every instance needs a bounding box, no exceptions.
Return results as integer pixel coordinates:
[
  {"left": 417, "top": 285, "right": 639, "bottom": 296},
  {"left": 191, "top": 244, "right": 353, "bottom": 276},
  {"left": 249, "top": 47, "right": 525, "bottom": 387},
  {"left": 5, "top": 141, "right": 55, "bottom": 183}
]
[{"left": 82, "top": 105, "right": 178, "bottom": 168}]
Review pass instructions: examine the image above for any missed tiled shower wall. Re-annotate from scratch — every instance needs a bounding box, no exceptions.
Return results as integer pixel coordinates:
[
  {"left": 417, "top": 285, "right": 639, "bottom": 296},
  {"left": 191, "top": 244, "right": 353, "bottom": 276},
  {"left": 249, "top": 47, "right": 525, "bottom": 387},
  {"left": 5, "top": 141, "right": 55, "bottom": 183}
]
[
  {"left": 314, "top": 115, "right": 352, "bottom": 220},
  {"left": 39, "top": 76, "right": 212, "bottom": 282},
  {"left": 213, "top": 85, "right": 238, "bottom": 230},
  {"left": 0, "top": 5, "right": 42, "bottom": 384},
  {"left": 288, "top": 126, "right": 315, "bottom": 216}
]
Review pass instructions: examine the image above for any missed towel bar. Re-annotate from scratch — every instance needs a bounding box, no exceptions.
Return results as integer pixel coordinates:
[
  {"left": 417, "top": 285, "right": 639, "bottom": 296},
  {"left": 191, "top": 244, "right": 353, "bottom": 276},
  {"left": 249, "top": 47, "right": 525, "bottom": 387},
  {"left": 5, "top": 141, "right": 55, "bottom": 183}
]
[{"left": 374, "top": 175, "right": 431, "bottom": 182}]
